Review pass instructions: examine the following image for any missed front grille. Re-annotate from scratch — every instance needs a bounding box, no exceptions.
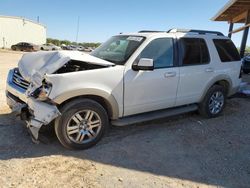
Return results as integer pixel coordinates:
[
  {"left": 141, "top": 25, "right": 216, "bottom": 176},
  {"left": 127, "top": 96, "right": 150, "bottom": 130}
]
[{"left": 12, "top": 69, "right": 30, "bottom": 90}]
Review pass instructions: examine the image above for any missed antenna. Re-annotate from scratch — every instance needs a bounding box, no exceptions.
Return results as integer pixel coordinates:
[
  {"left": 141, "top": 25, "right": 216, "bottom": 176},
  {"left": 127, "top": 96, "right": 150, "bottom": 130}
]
[{"left": 75, "top": 16, "right": 80, "bottom": 43}]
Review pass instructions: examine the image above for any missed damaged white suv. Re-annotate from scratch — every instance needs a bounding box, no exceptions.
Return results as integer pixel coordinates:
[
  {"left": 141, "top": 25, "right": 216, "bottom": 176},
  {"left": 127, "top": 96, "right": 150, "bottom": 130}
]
[{"left": 6, "top": 29, "right": 242, "bottom": 149}]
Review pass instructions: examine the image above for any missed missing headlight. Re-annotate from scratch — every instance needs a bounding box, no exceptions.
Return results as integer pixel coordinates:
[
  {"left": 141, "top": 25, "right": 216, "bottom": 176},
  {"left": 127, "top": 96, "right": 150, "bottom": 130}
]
[{"left": 31, "top": 82, "right": 52, "bottom": 101}]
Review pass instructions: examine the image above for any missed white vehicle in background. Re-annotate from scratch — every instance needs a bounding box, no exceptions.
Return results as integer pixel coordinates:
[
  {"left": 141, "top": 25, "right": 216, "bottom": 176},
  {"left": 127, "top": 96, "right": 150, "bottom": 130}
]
[
  {"left": 40, "top": 43, "right": 61, "bottom": 51},
  {"left": 6, "top": 29, "right": 242, "bottom": 150},
  {"left": 83, "top": 47, "right": 93, "bottom": 52}
]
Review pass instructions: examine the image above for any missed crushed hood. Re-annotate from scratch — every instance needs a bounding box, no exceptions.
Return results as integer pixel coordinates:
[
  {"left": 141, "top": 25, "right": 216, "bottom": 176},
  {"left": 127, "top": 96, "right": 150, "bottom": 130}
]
[{"left": 18, "top": 51, "right": 114, "bottom": 88}]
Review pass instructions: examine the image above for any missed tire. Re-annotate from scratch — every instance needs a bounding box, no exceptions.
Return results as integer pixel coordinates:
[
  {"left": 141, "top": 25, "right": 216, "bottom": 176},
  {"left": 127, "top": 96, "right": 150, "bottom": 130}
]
[
  {"left": 199, "top": 85, "right": 226, "bottom": 118},
  {"left": 12, "top": 47, "right": 16, "bottom": 51},
  {"left": 55, "top": 98, "right": 109, "bottom": 150},
  {"left": 41, "top": 47, "right": 44, "bottom": 50}
]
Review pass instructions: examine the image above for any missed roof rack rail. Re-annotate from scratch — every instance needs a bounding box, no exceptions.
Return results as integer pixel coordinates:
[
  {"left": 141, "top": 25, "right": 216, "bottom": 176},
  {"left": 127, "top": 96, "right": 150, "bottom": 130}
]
[
  {"left": 138, "top": 30, "right": 164, "bottom": 33},
  {"left": 167, "top": 29, "right": 224, "bottom": 36}
]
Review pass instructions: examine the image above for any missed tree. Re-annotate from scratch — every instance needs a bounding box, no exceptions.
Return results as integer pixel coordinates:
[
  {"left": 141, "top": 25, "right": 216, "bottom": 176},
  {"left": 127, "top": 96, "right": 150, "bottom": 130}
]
[{"left": 46, "top": 38, "right": 101, "bottom": 48}]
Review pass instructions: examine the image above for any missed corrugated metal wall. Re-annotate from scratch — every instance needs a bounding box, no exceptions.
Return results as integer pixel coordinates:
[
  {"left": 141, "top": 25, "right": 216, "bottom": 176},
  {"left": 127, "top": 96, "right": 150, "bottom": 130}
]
[{"left": 0, "top": 16, "right": 46, "bottom": 48}]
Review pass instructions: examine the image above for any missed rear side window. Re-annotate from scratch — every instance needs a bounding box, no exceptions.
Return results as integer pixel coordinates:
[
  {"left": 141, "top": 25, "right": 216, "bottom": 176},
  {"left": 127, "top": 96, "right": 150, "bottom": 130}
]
[
  {"left": 213, "top": 39, "right": 240, "bottom": 62},
  {"left": 180, "top": 38, "right": 210, "bottom": 66}
]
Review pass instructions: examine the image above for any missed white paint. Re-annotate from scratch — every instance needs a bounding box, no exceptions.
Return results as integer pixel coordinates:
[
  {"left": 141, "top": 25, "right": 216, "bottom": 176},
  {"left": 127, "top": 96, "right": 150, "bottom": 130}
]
[
  {"left": 18, "top": 51, "right": 114, "bottom": 88},
  {"left": 7, "top": 30, "right": 242, "bottom": 121}
]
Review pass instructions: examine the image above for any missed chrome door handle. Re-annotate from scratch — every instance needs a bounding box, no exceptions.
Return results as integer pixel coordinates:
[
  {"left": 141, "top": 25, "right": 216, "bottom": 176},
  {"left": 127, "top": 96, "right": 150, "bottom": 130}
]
[
  {"left": 205, "top": 68, "right": 214, "bottom": 72},
  {"left": 164, "top": 72, "right": 176, "bottom": 78}
]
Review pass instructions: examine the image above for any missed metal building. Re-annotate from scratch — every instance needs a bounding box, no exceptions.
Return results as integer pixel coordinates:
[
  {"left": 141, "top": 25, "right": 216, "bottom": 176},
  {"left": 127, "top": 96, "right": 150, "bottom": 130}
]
[{"left": 0, "top": 15, "right": 46, "bottom": 49}]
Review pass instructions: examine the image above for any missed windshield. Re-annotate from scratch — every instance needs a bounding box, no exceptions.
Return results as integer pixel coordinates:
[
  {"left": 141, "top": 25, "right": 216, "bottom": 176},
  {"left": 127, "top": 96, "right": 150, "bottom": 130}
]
[{"left": 91, "top": 35, "right": 145, "bottom": 65}]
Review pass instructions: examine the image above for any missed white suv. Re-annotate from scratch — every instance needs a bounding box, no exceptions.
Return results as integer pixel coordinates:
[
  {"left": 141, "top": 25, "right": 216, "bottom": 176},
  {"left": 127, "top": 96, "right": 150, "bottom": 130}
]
[{"left": 6, "top": 29, "right": 242, "bottom": 149}]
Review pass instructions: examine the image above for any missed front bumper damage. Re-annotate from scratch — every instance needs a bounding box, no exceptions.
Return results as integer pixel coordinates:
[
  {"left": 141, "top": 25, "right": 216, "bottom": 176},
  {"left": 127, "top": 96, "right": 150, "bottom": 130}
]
[
  {"left": 6, "top": 69, "right": 61, "bottom": 142},
  {"left": 8, "top": 94, "right": 61, "bottom": 141},
  {"left": 6, "top": 51, "right": 114, "bottom": 144},
  {"left": 25, "top": 98, "right": 61, "bottom": 140}
]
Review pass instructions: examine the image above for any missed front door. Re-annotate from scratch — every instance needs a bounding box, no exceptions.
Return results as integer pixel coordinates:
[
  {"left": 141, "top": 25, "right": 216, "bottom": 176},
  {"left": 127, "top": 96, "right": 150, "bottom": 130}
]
[{"left": 124, "top": 37, "right": 180, "bottom": 116}]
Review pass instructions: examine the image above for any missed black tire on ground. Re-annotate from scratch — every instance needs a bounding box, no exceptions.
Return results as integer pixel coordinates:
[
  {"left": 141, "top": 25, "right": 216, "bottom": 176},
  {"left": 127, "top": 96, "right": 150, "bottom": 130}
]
[
  {"left": 198, "top": 85, "right": 226, "bottom": 118},
  {"left": 41, "top": 47, "right": 44, "bottom": 50},
  {"left": 54, "top": 98, "right": 109, "bottom": 150},
  {"left": 12, "top": 47, "right": 16, "bottom": 51}
]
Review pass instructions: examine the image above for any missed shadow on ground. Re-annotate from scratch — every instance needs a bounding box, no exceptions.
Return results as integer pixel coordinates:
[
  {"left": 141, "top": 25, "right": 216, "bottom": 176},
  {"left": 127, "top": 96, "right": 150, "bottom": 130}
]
[{"left": 0, "top": 98, "right": 250, "bottom": 187}]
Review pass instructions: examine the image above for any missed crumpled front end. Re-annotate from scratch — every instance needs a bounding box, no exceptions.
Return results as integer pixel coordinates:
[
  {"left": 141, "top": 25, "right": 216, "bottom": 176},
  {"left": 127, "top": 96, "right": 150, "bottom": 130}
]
[
  {"left": 6, "top": 68, "right": 61, "bottom": 141},
  {"left": 25, "top": 98, "right": 61, "bottom": 140},
  {"left": 6, "top": 50, "right": 114, "bottom": 142}
]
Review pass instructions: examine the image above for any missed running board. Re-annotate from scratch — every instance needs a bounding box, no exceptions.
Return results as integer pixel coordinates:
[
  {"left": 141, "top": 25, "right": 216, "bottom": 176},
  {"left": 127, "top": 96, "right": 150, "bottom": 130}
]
[{"left": 111, "top": 104, "right": 198, "bottom": 126}]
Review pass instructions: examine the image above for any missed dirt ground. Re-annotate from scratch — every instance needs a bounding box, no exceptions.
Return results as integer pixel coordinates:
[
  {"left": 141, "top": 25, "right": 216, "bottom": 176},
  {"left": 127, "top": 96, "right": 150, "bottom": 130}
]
[{"left": 0, "top": 50, "right": 250, "bottom": 188}]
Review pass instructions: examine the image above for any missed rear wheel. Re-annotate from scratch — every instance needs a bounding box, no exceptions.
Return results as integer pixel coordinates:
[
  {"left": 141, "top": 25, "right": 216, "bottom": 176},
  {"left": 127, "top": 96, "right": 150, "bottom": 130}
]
[
  {"left": 199, "top": 85, "right": 226, "bottom": 118},
  {"left": 55, "top": 99, "right": 109, "bottom": 150}
]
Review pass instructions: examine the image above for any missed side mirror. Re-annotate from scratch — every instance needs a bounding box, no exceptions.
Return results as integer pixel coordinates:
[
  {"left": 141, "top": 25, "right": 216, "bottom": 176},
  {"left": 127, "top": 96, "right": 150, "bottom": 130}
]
[{"left": 132, "top": 58, "right": 154, "bottom": 71}]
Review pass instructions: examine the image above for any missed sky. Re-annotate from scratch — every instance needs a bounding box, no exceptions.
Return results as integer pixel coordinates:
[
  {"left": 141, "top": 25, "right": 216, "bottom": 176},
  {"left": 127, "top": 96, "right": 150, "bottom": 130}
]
[{"left": 0, "top": 0, "right": 248, "bottom": 47}]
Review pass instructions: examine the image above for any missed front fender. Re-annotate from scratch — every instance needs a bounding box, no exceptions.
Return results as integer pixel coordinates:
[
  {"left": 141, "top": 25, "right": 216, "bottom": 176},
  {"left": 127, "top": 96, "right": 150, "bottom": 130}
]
[{"left": 52, "top": 88, "right": 120, "bottom": 119}]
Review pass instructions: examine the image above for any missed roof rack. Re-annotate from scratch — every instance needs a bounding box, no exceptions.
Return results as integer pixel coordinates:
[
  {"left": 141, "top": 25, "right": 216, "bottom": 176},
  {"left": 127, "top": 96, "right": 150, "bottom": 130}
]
[
  {"left": 167, "top": 29, "right": 224, "bottom": 36},
  {"left": 138, "top": 30, "right": 164, "bottom": 33}
]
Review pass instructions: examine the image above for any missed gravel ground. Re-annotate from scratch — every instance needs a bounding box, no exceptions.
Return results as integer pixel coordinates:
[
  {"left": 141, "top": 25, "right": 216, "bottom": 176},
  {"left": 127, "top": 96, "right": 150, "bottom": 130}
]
[{"left": 0, "top": 50, "right": 250, "bottom": 188}]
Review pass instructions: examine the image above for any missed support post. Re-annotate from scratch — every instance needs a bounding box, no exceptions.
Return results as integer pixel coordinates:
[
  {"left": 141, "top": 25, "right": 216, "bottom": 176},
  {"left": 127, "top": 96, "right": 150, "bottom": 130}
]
[
  {"left": 240, "top": 11, "right": 250, "bottom": 58},
  {"left": 228, "top": 23, "right": 234, "bottom": 38}
]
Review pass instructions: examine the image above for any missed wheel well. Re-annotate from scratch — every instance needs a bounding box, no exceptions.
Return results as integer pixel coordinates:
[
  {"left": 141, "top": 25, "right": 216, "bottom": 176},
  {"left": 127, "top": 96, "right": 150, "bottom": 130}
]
[
  {"left": 214, "top": 80, "right": 230, "bottom": 95},
  {"left": 58, "top": 95, "right": 113, "bottom": 119}
]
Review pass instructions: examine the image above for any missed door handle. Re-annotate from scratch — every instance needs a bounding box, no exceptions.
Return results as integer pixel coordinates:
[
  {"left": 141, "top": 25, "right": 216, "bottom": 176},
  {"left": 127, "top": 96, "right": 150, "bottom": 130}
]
[
  {"left": 164, "top": 72, "right": 176, "bottom": 78},
  {"left": 205, "top": 68, "right": 214, "bottom": 72}
]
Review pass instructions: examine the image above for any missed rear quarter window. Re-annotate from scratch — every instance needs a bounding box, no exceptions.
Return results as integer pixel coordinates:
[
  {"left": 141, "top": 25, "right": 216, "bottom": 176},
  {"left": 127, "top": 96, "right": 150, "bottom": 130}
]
[{"left": 213, "top": 39, "right": 240, "bottom": 62}]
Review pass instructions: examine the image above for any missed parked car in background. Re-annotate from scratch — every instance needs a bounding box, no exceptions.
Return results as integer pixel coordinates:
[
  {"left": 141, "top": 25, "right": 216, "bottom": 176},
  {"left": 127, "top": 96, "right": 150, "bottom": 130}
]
[
  {"left": 40, "top": 43, "right": 61, "bottom": 51},
  {"left": 11, "top": 42, "right": 39, "bottom": 51},
  {"left": 77, "top": 46, "right": 85, "bottom": 51},
  {"left": 83, "top": 47, "right": 93, "bottom": 52},
  {"left": 61, "top": 44, "right": 68, "bottom": 50},
  {"left": 242, "top": 56, "right": 250, "bottom": 74}
]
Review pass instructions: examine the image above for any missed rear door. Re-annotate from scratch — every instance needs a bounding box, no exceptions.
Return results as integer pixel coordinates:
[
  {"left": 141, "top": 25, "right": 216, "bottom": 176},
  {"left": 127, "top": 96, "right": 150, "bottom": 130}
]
[{"left": 175, "top": 37, "right": 214, "bottom": 106}]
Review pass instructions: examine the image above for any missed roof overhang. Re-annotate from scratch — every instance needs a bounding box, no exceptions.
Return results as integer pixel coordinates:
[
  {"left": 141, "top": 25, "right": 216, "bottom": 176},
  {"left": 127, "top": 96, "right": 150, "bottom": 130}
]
[{"left": 212, "top": 0, "right": 250, "bottom": 23}]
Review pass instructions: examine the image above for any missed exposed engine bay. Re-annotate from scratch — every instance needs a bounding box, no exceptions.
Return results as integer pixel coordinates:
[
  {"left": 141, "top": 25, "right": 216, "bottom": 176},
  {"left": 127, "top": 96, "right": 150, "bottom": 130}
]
[{"left": 54, "top": 60, "right": 108, "bottom": 74}]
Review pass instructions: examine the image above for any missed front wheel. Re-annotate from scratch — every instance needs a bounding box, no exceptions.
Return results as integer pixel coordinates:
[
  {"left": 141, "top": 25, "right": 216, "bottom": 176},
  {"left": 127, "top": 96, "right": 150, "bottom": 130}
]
[
  {"left": 55, "top": 99, "right": 109, "bottom": 150},
  {"left": 199, "top": 85, "right": 226, "bottom": 118}
]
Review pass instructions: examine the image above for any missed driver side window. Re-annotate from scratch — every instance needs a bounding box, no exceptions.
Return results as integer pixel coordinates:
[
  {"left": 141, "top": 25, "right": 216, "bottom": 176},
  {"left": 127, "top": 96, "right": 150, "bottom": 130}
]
[{"left": 139, "top": 38, "right": 174, "bottom": 69}]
